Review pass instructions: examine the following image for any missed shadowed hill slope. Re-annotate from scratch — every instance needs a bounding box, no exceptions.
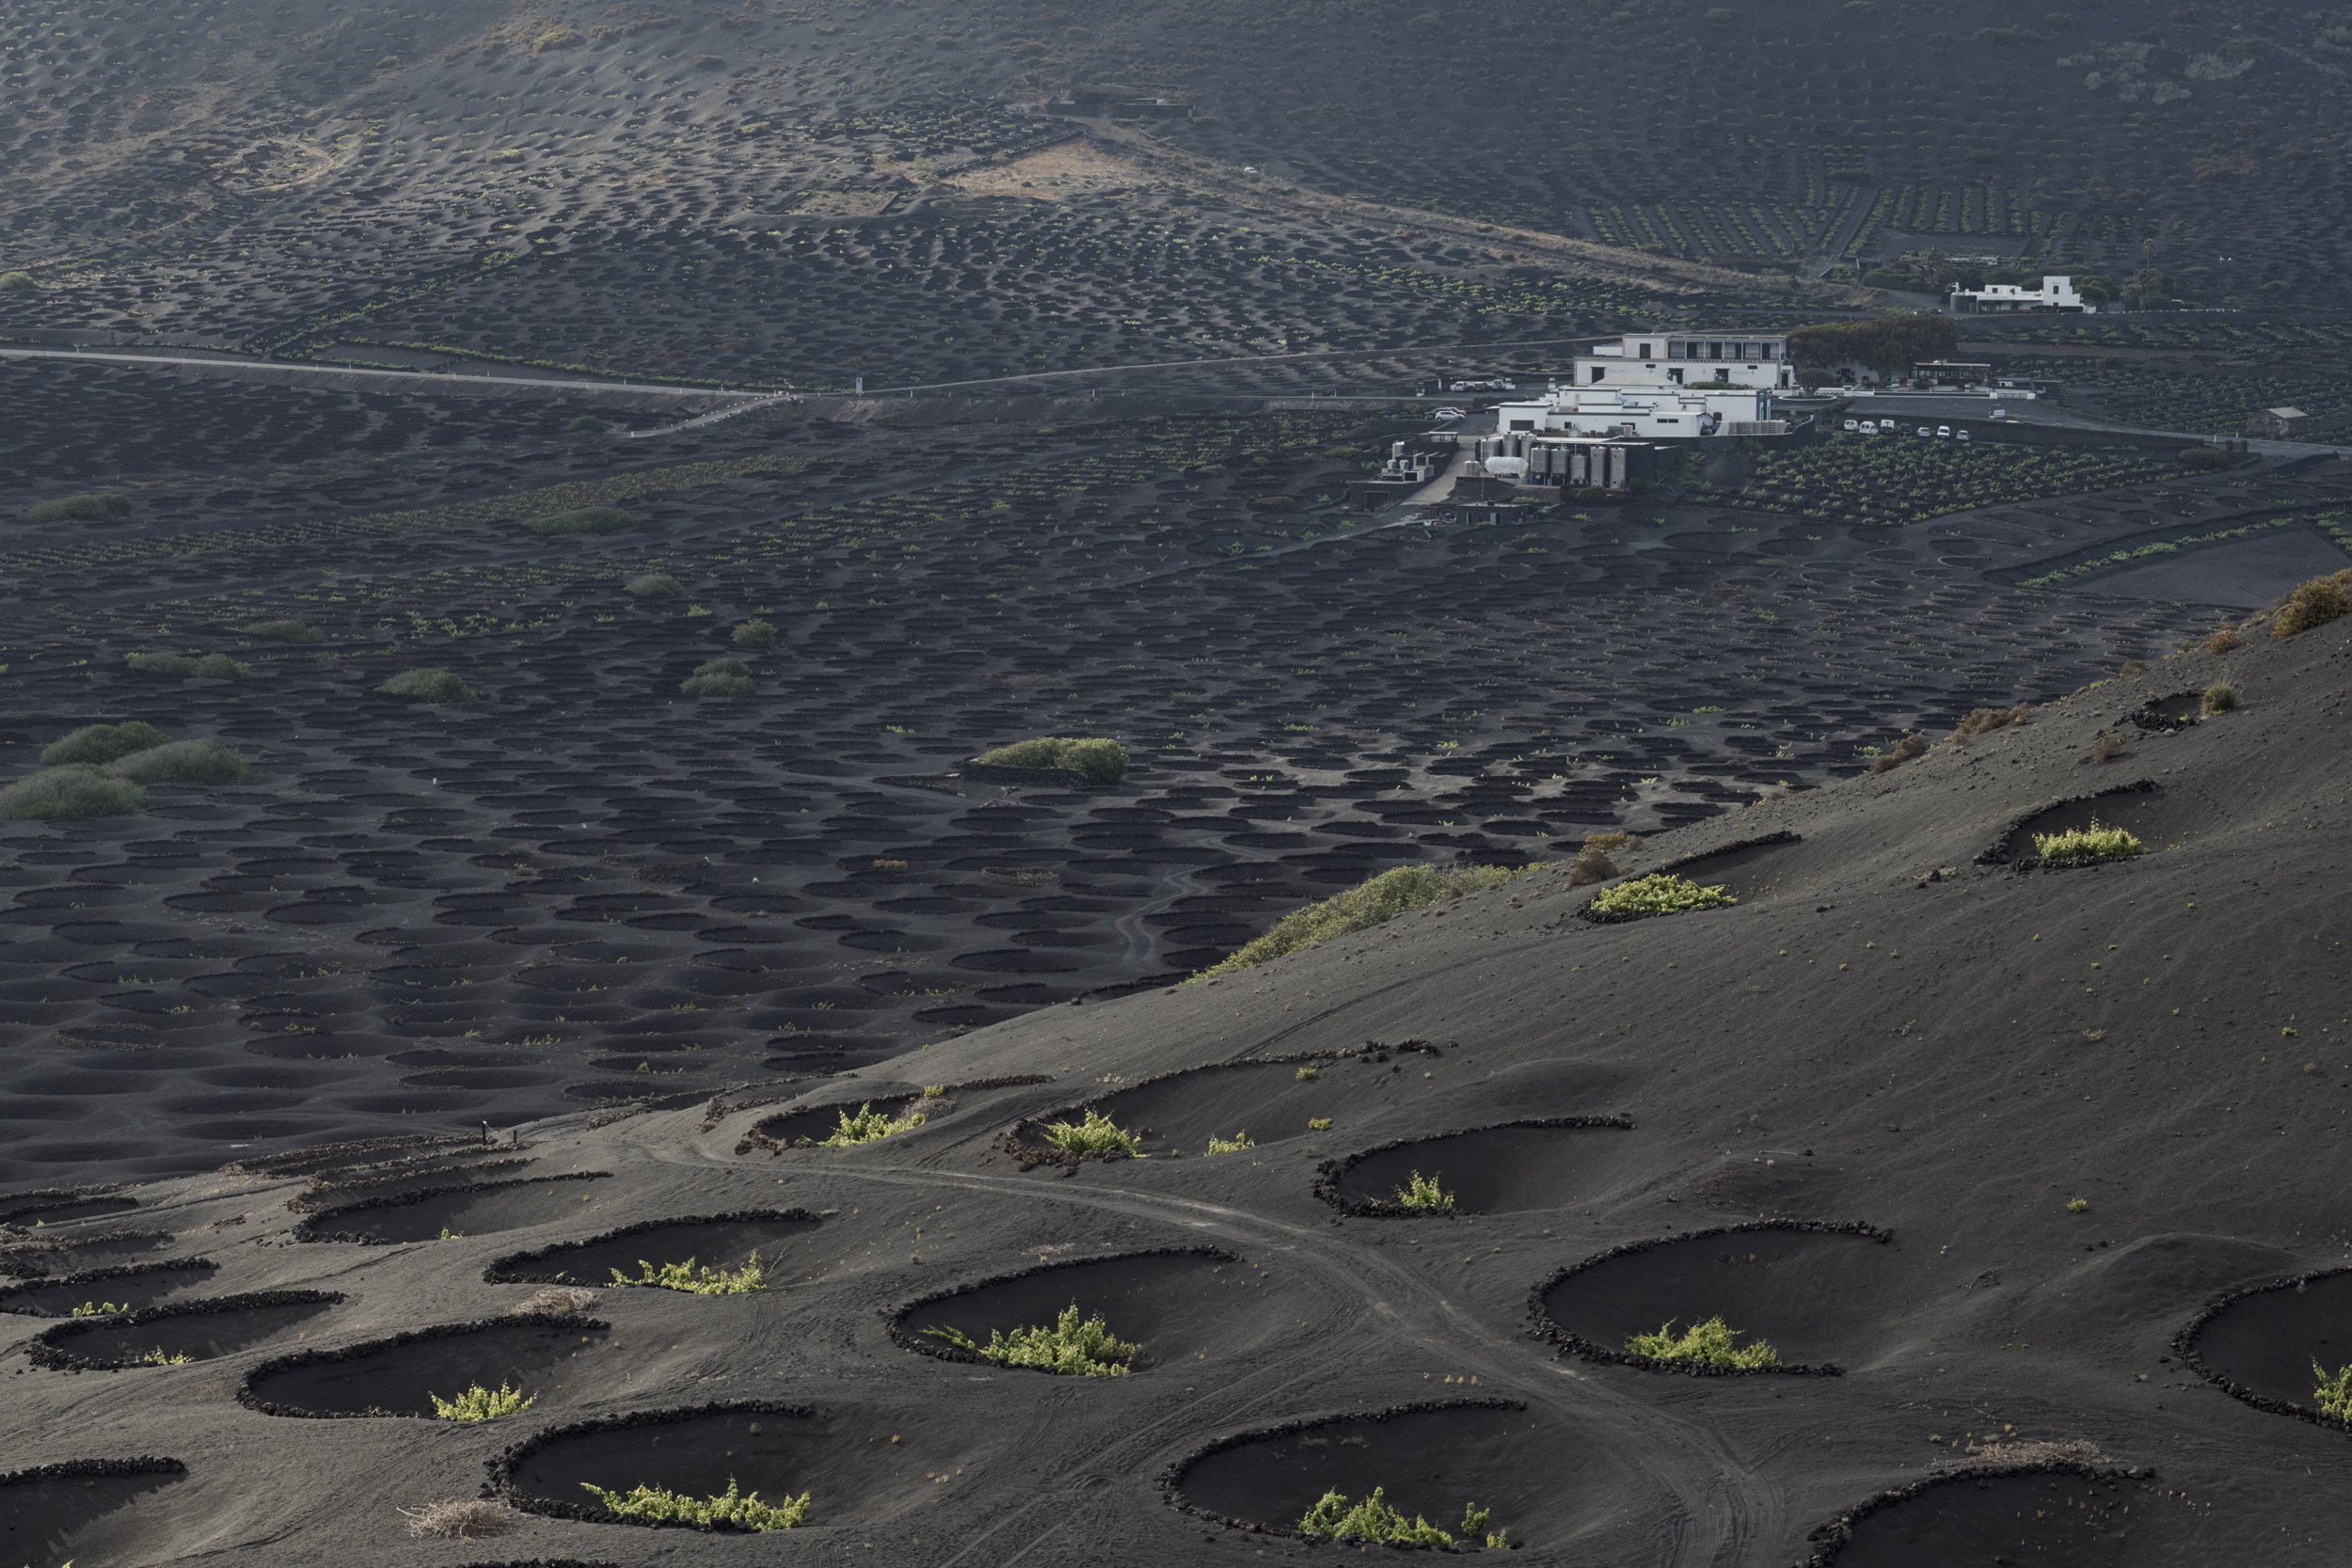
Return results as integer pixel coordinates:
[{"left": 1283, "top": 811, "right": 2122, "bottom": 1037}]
[{"left": 6, "top": 610, "right": 2344, "bottom": 1566}]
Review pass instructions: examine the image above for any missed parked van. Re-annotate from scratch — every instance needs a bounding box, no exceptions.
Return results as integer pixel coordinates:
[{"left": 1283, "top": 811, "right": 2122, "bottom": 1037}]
[
  {"left": 1842, "top": 418, "right": 1860, "bottom": 433},
  {"left": 1857, "top": 420, "right": 1878, "bottom": 436}
]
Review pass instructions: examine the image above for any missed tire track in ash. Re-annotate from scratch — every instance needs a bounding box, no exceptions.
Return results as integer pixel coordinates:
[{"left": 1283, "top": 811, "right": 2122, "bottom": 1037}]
[{"left": 659, "top": 1121, "right": 1768, "bottom": 1567}]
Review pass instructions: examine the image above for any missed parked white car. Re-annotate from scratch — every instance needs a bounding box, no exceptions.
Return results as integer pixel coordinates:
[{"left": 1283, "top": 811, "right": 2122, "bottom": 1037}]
[
  {"left": 1842, "top": 418, "right": 1860, "bottom": 432},
  {"left": 1955, "top": 429, "right": 1973, "bottom": 442},
  {"left": 1857, "top": 420, "right": 1878, "bottom": 436},
  {"left": 1430, "top": 407, "right": 1466, "bottom": 421},
  {"left": 1936, "top": 425, "right": 1953, "bottom": 438}
]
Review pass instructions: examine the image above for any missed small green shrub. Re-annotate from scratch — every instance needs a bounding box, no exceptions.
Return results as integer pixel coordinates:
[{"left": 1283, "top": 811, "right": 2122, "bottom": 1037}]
[
  {"left": 1626, "top": 1316, "right": 1781, "bottom": 1370},
  {"left": 0, "top": 269, "right": 34, "bottom": 293},
  {"left": 612, "top": 1251, "right": 766, "bottom": 1294},
  {"left": 523, "top": 506, "right": 634, "bottom": 537},
  {"left": 971, "top": 736, "right": 1129, "bottom": 784},
  {"left": 1588, "top": 873, "right": 1738, "bottom": 918},
  {"left": 2066, "top": 1197, "right": 2090, "bottom": 1213},
  {"left": 2313, "top": 1360, "right": 2352, "bottom": 1420},
  {"left": 125, "top": 652, "right": 249, "bottom": 679},
  {"left": 580, "top": 1477, "right": 808, "bottom": 1530},
  {"left": 109, "top": 739, "right": 249, "bottom": 787},
  {"left": 924, "top": 1302, "right": 1139, "bottom": 1376},
  {"left": 818, "top": 1101, "right": 928, "bottom": 1147},
  {"left": 681, "top": 656, "right": 755, "bottom": 698},
  {"left": 376, "top": 668, "right": 476, "bottom": 703},
  {"left": 731, "top": 617, "right": 779, "bottom": 647},
  {"left": 0, "top": 766, "right": 146, "bottom": 821},
  {"left": 2202, "top": 683, "right": 2238, "bottom": 715},
  {"left": 1396, "top": 1171, "right": 1454, "bottom": 1212},
  {"left": 1039, "top": 1108, "right": 1143, "bottom": 1158},
  {"left": 625, "top": 572, "right": 686, "bottom": 598},
  {"left": 70, "top": 1300, "right": 129, "bottom": 1317},
  {"left": 566, "top": 414, "right": 607, "bottom": 432},
  {"left": 2033, "top": 822, "right": 2146, "bottom": 863},
  {"left": 1295, "top": 1065, "right": 1319, "bottom": 1081},
  {"left": 1205, "top": 1131, "right": 1255, "bottom": 1156},
  {"left": 24, "top": 490, "right": 131, "bottom": 523},
  {"left": 430, "top": 1381, "right": 535, "bottom": 1422},
  {"left": 1195, "top": 863, "right": 1532, "bottom": 980},
  {"left": 2274, "top": 570, "right": 2352, "bottom": 638},
  {"left": 135, "top": 1347, "right": 194, "bottom": 1366},
  {"left": 1950, "top": 703, "right": 2031, "bottom": 742},
  {"left": 1299, "top": 1488, "right": 1454, "bottom": 1546},
  {"left": 242, "top": 619, "right": 323, "bottom": 643},
  {"left": 41, "top": 721, "right": 169, "bottom": 767}
]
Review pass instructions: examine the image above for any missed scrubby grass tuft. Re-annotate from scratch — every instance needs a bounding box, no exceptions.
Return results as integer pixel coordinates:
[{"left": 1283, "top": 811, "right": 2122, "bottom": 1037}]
[
  {"left": 523, "top": 506, "right": 634, "bottom": 537},
  {"left": 1039, "top": 1108, "right": 1143, "bottom": 1158},
  {"left": 2313, "top": 1361, "right": 2352, "bottom": 1420},
  {"left": 2273, "top": 569, "right": 2352, "bottom": 638},
  {"left": 1299, "top": 1487, "right": 1454, "bottom": 1545},
  {"left": 971, "top": 736, "right": 1129, "bottom": 784},
  {"left": 402, "top": 1498, "right": 514, "bottom": 1540},
  {"left": 681, "top": 657, "right": 755, "bottom": 698},
  {"left": 429, "top": 1380, "right": 534, "bottom": 1421},
  {"left": 581, "top": 1477, "right": 808, "bottom": 1530},
  {"left": 2202, "top": 683, "right": 2238, "bottom": 715},
  {"left": 732, "top": 617, "right": 779, "bottom": 647},
  {"left": 126, "top": 652, "right": 249, "bottom": 679},
  {"left": 109, "top": 739, "right": 249, "bottom": 787},
  {"left": 376, "top": 668, "right": 476, "bottom": 703},
  {"left": 1205, "top": 1131, "right": 1255, "bottom": 1156},
  {"left": 1396, "top": 1171, "right": 1454, "bottom": 1212},
  {"left": 1867, "top": 732, "right": 1930, "bottom": 774},
  {"left": 25, "top": 490, "right": 131, "bottom": 523},
  {"left": 924, "top": 1302, "right": 1139, "bottom": 1377},
  {"left": 2203, "top": 626, "right": 2243, "bottom": 655},
  {"left": 612, "top": 1252, "right": 766, "bottom": 1294},
  {"left": 41, "top": 721, "right": 168, "bottom": 767},
  {"left": 818, "top": 1101, "right": 928, "bottom": 1147},
  {"left": 1626, "top": 1316, "right": 1781, "bottom": 1370},
  {"left": 1194, "top": 863, "right": 1532, "bottom": 980},
  {"left": 1950, "top": 703, "right": 2031, "bottom": 742},
  {"left": 625, "top": 571, "right": 686, "bottom": 598},
  {"left": 0, "top": 766, "right": 146, "bottom": 821},
  {"left": 2034, "top": 822, "right": 2146, "bottom": 863},
  {"left": 1588, "top": 873, "right": 1737, "bottom": 918},
  {"left": 513, "top": 1285, "right": 600, "bottom": 1319}
]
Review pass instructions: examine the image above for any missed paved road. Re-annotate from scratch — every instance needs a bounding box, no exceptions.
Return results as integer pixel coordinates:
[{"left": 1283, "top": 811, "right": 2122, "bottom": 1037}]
[{"left": 0, "top": 344, "right": 764, "bottom": 401}]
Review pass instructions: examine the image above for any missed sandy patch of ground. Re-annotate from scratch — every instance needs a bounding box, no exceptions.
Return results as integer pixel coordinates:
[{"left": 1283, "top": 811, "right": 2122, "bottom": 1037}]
[{"left": 946, "top": 141, "right": 1144, "bottom": 201}]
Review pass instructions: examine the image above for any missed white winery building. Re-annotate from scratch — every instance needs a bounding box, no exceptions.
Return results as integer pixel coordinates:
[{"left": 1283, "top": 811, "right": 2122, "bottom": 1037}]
[{"left": 1487, "top": 331, "right": 1791, "bottom": 443}]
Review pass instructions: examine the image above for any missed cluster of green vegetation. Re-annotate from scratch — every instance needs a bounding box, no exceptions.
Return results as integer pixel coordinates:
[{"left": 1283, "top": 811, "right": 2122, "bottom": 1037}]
[
  {"left": 681, "top": 656, "right": 755, "bottom": 698},
  {"left": 1039, "top": 1108, "right": 1143, "bottom": 1158},
  {"left": 2033, "top": 822, "right": 2146, "bottom": 863},
  {"left": 924, "top": 1303, "right": 1139, "bottom": 1377},
  {"left": 429, "top": 1381, "right": 535, "bottom": 1422},
  {"left": 24, "top": 490, "right": 132, "bottom": 524},
  {"left": 1626, "top": 1316, "right": 1782, "bottom": 1370},
  {"left": 1396, "top": 1171, "right": 1455, "bottom": 1212},
  {"left": 1589, "top": 873, "right": 1738, "bottom": 918},
  {"left": 69, "top": 1300, "right": 129, "bottom": 1318},
  {"left": 2018, "top": 517, "right": 2297, "bottom": 590},
  {"left": 135, "top": 1347, "right": 194, "bottom": 1367},
  {"left": 1300, "top": 1490, "right": 1506, "bottom": 1548},
  {"left": 242, "top": 618, "right": 324, "bottom": 643},
  {"left": 376, "top": 667, "right": 476, "bottom": 703},
  {"left": 1788, "top": 313, "right": 1958, "bottom": 373},
  {"left": 110, "top": 739, "right": 249, "bottom": 787},
  {"left": 818, "top": 1101, "right": 929, "bottom": 1147},
  {"left": 521, "top": 506, "right": 636, "bottom": 537},
  {"left": 2275, "top": 569, "right": 2352, "bottom": 638},
  {"left": 2313, "top": 1359, "right": 2352, "bottom": 1420},
  {"left": 126, "top": 651, "right": 249, "bottom": 679},
  {"left": 971, "top": 736, "right": 1129, "bottom": 784},
  {"left": 612, "top": 1252, "right": 767, "bottom": 1295},
  {"left": 731, "top": 617, "right": 779, "bottom": 647},
  {"left": 2202, "top": 683, "right": 2238, "bottom": 715},
  {"left": 625, "top": 571, "right": 686, "bottom": 598},
  {"left": 581, "top": 1477, "right": 808, "bottom": 1531},
  {"left": 0, "top": 766, "right": 146, "bottom": 821},
  {"left": 41, "top": 721, "right": 168, "bottom": 766},
  {"left": 1194, "top": 863, "right": 1532, "bottom": 981}
]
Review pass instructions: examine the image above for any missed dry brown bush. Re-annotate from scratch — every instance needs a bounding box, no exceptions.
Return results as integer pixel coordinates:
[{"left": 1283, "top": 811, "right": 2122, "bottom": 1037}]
[
  {"left": 1582, "top": 831, "right": 1639, "bottom": 853},
  {"left": 2090, "top": 733, "right": 2125, "bottom": 763},
  {"left": 2204, "top": 626, "right": 2243, "bottom": 655},
  {"left": 513, "top": 1285, "right": 599, "bottom": 1319},
  {"left": 1950, "top": 703, "right": 2032, "bottom": 743},
  {"left": 1567, "top": 847, "right": 1621, "bottom": 886},
  {"left": 2273, "top": 569, "right": 2352, "bottom": 639},
  {"left": 1868, "top": 733, "right": 1931, "bottom": 774},
  {"left": 402, "top": 1499, "right": 513, "bottom": 1540}
]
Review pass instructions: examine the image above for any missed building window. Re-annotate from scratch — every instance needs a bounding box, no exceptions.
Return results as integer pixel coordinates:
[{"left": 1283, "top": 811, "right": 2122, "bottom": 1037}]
[
  {"left": 1590, "top": 367, "right": 1606, "bottom": 383},
  {"left": 1667, "top": 341, "right": 1685, "bottom": 359}
]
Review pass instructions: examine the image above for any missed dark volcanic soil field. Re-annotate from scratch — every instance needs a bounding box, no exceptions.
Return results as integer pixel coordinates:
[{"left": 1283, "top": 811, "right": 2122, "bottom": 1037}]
[
  {"left": 1, "top": 608, "right": 2346, "bottom": 1567},
  {"left": 8, "top": 368, "right": 2344, "bottom": 1182}
]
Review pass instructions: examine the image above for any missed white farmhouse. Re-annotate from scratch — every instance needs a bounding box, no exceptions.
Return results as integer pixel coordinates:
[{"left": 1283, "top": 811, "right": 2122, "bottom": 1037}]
[
  {"left": 1486, "top": 331, "right": 1791, "bottom": 443},
  {"left": 1947, "top": 276, "right": 2096, "bottom": 314}
]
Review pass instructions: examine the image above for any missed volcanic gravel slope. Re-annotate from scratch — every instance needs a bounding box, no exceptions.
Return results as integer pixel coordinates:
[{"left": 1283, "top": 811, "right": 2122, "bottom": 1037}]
[{"left": 2, "top": 612, "right": 2346, "bottom": 1567}]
